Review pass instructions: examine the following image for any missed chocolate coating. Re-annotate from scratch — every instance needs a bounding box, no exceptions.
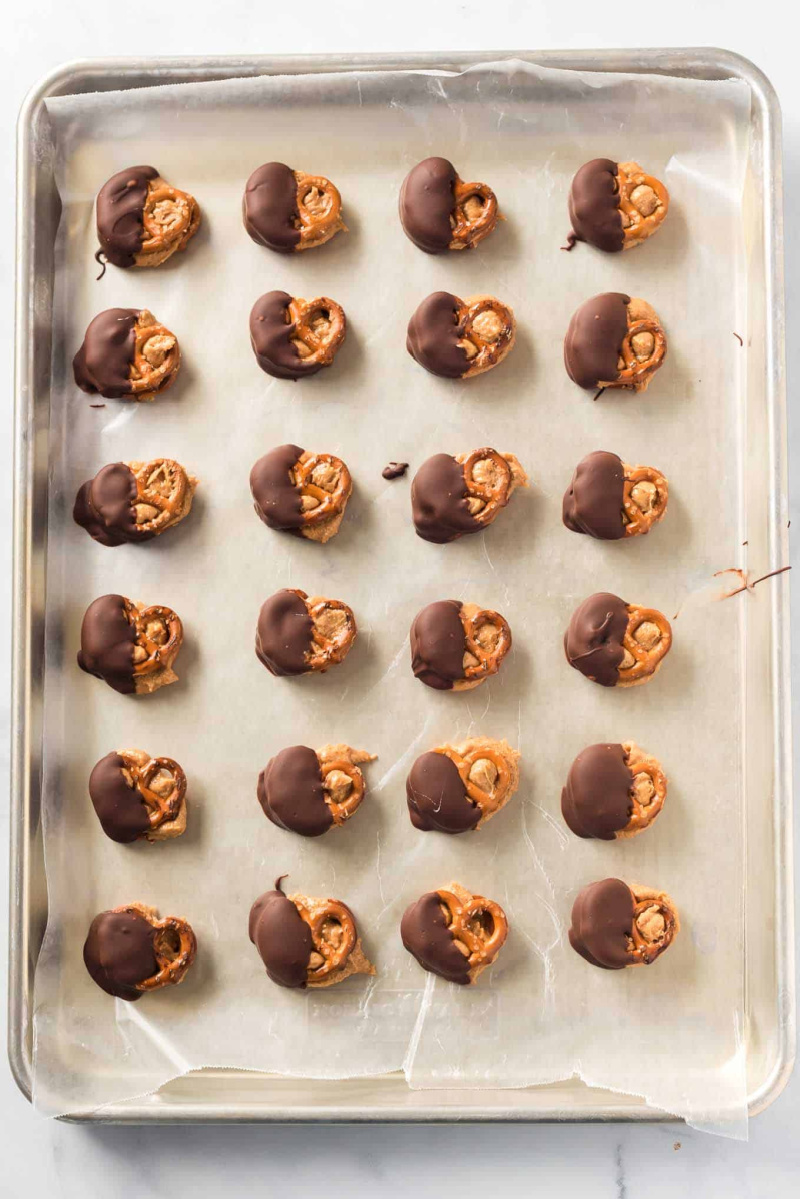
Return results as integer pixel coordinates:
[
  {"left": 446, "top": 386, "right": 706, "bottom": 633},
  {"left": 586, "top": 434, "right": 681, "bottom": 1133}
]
[
  {"left": 401, "top": 891, "right": 471, "bottom": 984},
  {"left": 567, "top": 159, "right": 624, "bottom": 253},
  {"left": 73, "top": 463, "right": 148, "bottom": 547},
  {"left": 96, "top": 165, "right": 158, "bottom": 268},
  {"left": 407, "top": 292, "right": 469, "bottom": 379},
  {"left": 406, "top": 751, "right": 479, "bottom": 834},
  {"left": 562, "top": 451, "right": 626, "bottom": 540},
  {"left": 89, "top": 752, "right": 151, "bottom": 844},
  {"left": 568, "top": 878, "right": 636, "bottom": 970},
  {"left": 411, "top": 453, "right": 480, "bottom": 544},
  {"left": 410, "top": 600, "right": 466, "bottom": 690},
  {"left": 77, "top": 594, "right": 136, "bottom": 694},
  {"left": 250, "top": 290, "right": 321, "bottom": 380},
  {"left": 73, "top": 308, "right": 138, "bottom": 398},
  {"left": 257, "top": 745, "right": 331, "bottom": 838},
  {"left": 243, "top": 162, "right": 301, "bottom": 253},
  {"left": 561, "top": 744, "right": 633, "bottom": 840},
  {"left": 250, "top": 444, "right": 305, "bottom": 532},
  {"left": 83, "top": 909, "right": 158, "bottom": 1000},
  {"left": 256, "top": 590, "right": 313, "bottom": 677},
  {"left": 564, "top": 592, "right": 629, "bottom": 688},
  {"left": 564, "top": 293, "right": 630, "bottom": 391},
  {"left": 382, "top": 462, "right": 409, "bottom": 480},
  {"left": 249, "top": 884, "right": 313, "bottom": 988},
  {"left": 399, "top": 156, "right": 457, "bottom": 253}
]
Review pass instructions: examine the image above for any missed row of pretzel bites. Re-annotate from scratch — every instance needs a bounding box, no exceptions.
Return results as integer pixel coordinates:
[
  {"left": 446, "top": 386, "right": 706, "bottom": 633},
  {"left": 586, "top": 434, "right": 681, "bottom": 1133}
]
[{"left": 79, "top": 155, "right": 678, "bottom": 1003}]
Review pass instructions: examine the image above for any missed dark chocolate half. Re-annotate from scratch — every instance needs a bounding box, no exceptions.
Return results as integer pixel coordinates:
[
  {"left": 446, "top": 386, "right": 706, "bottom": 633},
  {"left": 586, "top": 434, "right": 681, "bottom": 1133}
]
[
  {"left": 250, "top": 290, "right": 321, "bottom": 380},
  {"left": 89, "top": 751, "right": 151, "bottom": 844},
  {"left": 257, "top": 745, "right": 331, "bottom": 837},
  {"left": 406, "top": 751, "right": 479, "bottom": 834},
  {"left": 564, "top": 592, "right": 628, "bottom": 688},
  {"left": 73, "top": 462, "right": 149, "bottom": 547},
  {"left": 83, "top": 909, "right": 158, "bottom": 1000},
  {"left": 407, "top": 292, "right": 469, "bottom": 379},
  {"left": 243, "top": 162, "right": 301, "bottom": 253},
  {"left": 567, "top": 159, "right": 624, "bottom": 253},
  {"left": 401, "top": 891, "right": 471, "bottom": 984},
  {"left": 562, "top": 451, "right": 626, "bottom": 540},
  {"left": 249, "top": 884, "right": 313, "bottom": 988},
  {"left": 73, "top": 308, "right": 138, "bottom": 398},
  {"left": 399, "top": 157, "right": 457, "bottom": 253},
  {"left": 250, "top": 445, "right": 305, "bottom": 532},
  {"left": 96, "top": 165, "right": 158, "bottom": 268},
  {"left": 255, "top": 590, "right": 314, "bottom": 677},
  {"left": 411, "top": 453, "right": 481, "bottom": 544},
  {"left": 563, "top": 292, "right": 630, "bottom": 391},
  {"left": 568, "top": 878, "right": 636, "bottom": 969},
  {"left": 561, "top": 743, "right": 633, "bottom": 840},
  {"left": 77, "top": 594, "right": 136, "bottom": 694},
  {"left": 410, "top": 600, "right": 466, "bottom": 690}
]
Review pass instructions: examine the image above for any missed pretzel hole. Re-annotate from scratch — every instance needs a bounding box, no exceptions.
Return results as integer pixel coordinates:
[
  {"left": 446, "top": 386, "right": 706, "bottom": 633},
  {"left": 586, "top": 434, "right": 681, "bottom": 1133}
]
[
  {"left": 462, "top": 651, "right": 480, "bottom": 671},
  {"left": 619, "top": 648, "right": 635, "bottom": 670},
  {"left": 135, "top": 504, "right": 160, "bottom": 524},
  {"left": 470, "top": 310, "right": 503, "bottom": 343},
  {"left": 630, "top": 184, "right": 658, "bottom": 217},
  {"left": 146, "top": 464, "right": 175, "bottom": 495},
  {"left": 630, "top": 480, "right": 657, "bottom": 512},
  {"left": 141, "top": 334, "right": 176, "bottom": 369},
  {"left": 324, "top": 769, "right": 353, "bottom": 805},
  {"left": 632, "top": 772, "right": 655, "bottom": 807},
  {"left": 462, "top": 194, "right": 486, "bottom": 222},
  {"left": 302, "top": 186, "right": 329, "bottom": 218},
  {"left": 631, "top": 331, "right": 655, "bottom": 361},
  {"left": 301, "top": 495, "right": 320, "bottom": 512},
  {"left": 475, "top": 622, "right": 501, "bottom": 652},
  {"left": 319, "top": 918, "right": 344, "bottom": 949},
  {"left": 149, "top": 770, "right": 175, "bottom": 798},
  {"left": 153, "top": 926, "right": 181, "bottom": 960},
  {"left": 635, "top": 905, "right": 667, "bottom": 944},
  {"left": 468, "top": 757, "right": 498, "bottom": 793},
  {"left": 312, "top": 607, "right": 348, "bottom": 642},
  {"left": 145, "top": 619, "right": 169, "bottom": 645},
  {"left": 467, "top": 909, "right": 496, "bottom": 942},
  {"left": 632, "top": 621, "right": 661, "bottom": 650},
  {"left": 148, "top": 196, "right": 187, "bottom": 234}
]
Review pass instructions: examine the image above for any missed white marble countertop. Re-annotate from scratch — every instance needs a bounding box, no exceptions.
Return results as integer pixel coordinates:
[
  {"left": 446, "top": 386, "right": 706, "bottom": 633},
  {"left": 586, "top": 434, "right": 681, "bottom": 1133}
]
[{"left": 2, "top": 2, "right": 797, "bottom": 1193}]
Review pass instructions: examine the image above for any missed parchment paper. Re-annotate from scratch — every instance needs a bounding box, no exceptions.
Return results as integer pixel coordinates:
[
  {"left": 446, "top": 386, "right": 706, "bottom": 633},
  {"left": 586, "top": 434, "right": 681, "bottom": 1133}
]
[{"left": 35, "top": 59, "right": 751, "bottom": 1135}]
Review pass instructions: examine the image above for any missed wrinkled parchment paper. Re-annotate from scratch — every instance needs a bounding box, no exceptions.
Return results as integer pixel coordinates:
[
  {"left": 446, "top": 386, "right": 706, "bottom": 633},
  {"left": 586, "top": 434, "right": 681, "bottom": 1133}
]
[{"left": 36, "top": 59, "right": 751, "bottom": 1134}]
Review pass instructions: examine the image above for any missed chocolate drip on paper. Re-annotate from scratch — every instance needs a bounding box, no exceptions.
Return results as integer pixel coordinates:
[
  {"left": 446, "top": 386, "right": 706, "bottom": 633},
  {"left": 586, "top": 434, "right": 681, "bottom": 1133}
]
[
  {"left": 568, "top": 878, "right": 636, "bottom": 970},
  {"left": 563, "top": 292, "right": 629, "bottom": 391},
  {"left": 89, "top": 751, "right": 151, "bottom": 843},
  {"left": 566, "top": 159, "right": 624, "bottom": 253},
  {"left": 95, "top": 165, "right": 158, "bottom": 268},
  {"left": 401, "top": 891, "right": 472, "bottom": 984},
  {"left": 73, "top": 462, "right": 149, "bottom": 547},
  {"left": 243, "top": 162, "right": 301, "bottom": 253},
  {"left": 73, "top": 308, "right": 138, "bottom": 398},
  {"left": 250, "top": 290, "right": 323, "bottom": 380},
  {"left": 406, "top": 292, "right": 469, "bottom": 379},
  {"left": 257, "top": 745, "right": 332, "bottom": 837},
  {"left": 564, "top": 592, "right": 629, "bottom": 687},
  {"left": 249, "top": 882, "right": 313, "bottom": 989},
  {"left": 561, "top": 743, "right": 633, "bottom": 840},
  {"left": 250, "top": 444, "right": 305, "bottom": 532},
  {"left": 83, "top": 909, "right": 158, "bottom": 1000},
  {"left": 256, "top": 590, "right": 314, "bottom": 677},
  {"left": 406, "top": 751, "right": 479, "bottom": 834},
  {"left": 410, "top": 600, "right": 466, "bottom": 690},
  {"left": 382, "top": 462, "right": 409, "bottom": 480},
  {"left": 411, "top": 453, "right": 481, "bottom": 544},
  {"left": 398, "top": 157, "right": 457, "bottom": 253},
  {"left": 562, "top": 451, "right": 626, "bottom": 540},
  {"left": 77, "top": 594, "right": 136, "bottom": 694}
]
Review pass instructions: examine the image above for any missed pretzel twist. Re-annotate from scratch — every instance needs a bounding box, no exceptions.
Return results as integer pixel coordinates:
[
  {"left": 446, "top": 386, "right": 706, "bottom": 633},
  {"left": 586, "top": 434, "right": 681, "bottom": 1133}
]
[
  {"left": 450, "top": 177, "right": 499, "bottom": 248},
  {"left": 462, "top": 607, "right": 512, "bottom": 683},
  {"left": 304, "top": 595, "right": 357, "bottom": 671},
  {"left": 619, "top": 605, "right": 672, "bottom": 684},
  {"left": 622, "top": 465, "right": 668, "bottom": 537},
  {"left": 617, "top": 319, "right": 667, "bottom": 386},
  {"left": 294, "top": 172, "right": 344, "bottom": 248},
  {"left": 121, "top": 752, "right": 187, "bottom": 833},
  {"left": 629, "top": 893, "right": 679, "bottom": 965},
  {"left": 436, "top": 889, "right": 508, "bottom": 969},
  {"left": 140, "top": 181, "right": 197, "bottom": 257},
  {"left": 129, "top": 910, "right": 197, "bottom": 992},
  {"left": 125, "top": 600, "right": 183, "bottom": 679},
  {"left": 622, "top": 747, "right": 667, "bottom": 835},
  {"left": 320, "top": 758, "right": 366, "bottom": 824},
  {"left": 460, "top": 297, "right": 515, "bottom": 373},
  {"left": 293, "top": 454, "right": 351, "bottom": 527},
  {"left": 617, "top": 164, "right": 669, "bottom": 247},
  {"left": 462, "top": 449, "right": 514, "bottom": 526},
  {"left": 130, "top": 459, "right": 189, "bottom": 536},
  {"left": 129, "top": 315, "right": 180, "bottom": 396},
  {"left": 287, "top": 296, "right": 346, "bottom": 369},
  {"left": 438, "top": 745, "right": 512, "bottom": 817},
  {"left": 294, "top": 898, "right": 357, "bottom": 982}
]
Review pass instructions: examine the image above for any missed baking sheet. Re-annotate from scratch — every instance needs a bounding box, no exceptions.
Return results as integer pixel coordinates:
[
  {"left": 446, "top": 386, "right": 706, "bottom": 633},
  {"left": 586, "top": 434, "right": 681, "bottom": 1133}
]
[{"left": 34, "top": 59, "right": 752, "bottom": 1134}]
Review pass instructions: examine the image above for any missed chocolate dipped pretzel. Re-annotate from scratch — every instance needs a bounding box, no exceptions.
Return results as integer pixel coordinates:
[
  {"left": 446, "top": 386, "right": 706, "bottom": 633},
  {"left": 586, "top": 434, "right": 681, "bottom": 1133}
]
[
  {"left": 74, "top": 458, "right": 197, "bottom": 547},
  {"left": 249, "top": 876, "right": 375, "bottom": 989},
  {"left": 410, "top": 599, "right": 511, "bottom": 691},
  {"left": 561, "top": 742, "right": 666, "bottom": 841},
  {"left": 564, "top": 293, "right": 666, "bottom": 394},
  {"left": 89, "top": 749, "right": 188, "bottom": 844},
  {"left": 411, "top": 449, "right": 528, "bottom": 543},
  {"left": 407, "top": 292, "right": 516, "bottom": 379},
  {"left": 95, "top": 166, "right": 200, "bottom": 272},
  {"left": 565, "top": 158, "right": 669, "bottom": 253},
  {"left": 250, "top": 444, "right": 352, "bottom": 544},
  {"left": 243, "top": 162, "right": 346, "bottom": 253},
  {"left": 564, "top": 592, "right": 672, "bottom": 688},
  {"left": 399, "top": 156, "right": 500, "bottom": 253},
  {"left": 562, "top": 451, "right": 668, "bottom": 540},
  {"left": 401, "top": 881, "right": 508, "bottom": 985},
  {"left": 407, "top": 737, "right": 520, "bottom": 834},
  {"left": 256, "top": 588, "right": 357, "bottom": 677},
  {"left": 258, "top": 743, "right": 376, "bottom": 837},
  {"left": 73, "top": 308, "right": 181, "bottom": 401},
  {"left": 569, "top": 879, "right": 679, "bottom": 970},
  {"left": 77, "top": 593, "right": 183, "bottom": 695},
  {"left": 84, "top": 903, "right": 197, "bottom": 1000},
  {"left": 250, "top": 290, "right": 346, "bottom": 380}
]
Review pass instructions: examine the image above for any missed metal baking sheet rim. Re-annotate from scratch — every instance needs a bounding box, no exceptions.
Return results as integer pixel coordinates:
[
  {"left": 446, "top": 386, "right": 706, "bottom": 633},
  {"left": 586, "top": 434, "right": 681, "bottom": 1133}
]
[{"left": 9, "top": 47, "right": 794, "bottom": 1124}]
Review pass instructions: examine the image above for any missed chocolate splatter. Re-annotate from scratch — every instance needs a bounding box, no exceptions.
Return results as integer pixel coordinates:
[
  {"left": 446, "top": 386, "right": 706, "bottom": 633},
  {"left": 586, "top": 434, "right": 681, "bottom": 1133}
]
[{"left": 382, "top": 462, "right": 409, "bottom": 480}]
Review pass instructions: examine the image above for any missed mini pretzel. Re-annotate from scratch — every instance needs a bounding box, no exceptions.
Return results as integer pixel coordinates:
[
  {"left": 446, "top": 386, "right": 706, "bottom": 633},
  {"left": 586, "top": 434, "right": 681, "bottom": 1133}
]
[
  {"left": 461, "top": 449, "right": 514, "bottom": 525},
  {"left": 617, "top": 162, "right": 669, "bottom": 249},
  {"left": 295, "top": 171, "right": 346, "bottom": 249},
  {"left": 304, "top": 594, "right": 358, "bottom": 672},
  {"left": 461, "top": 604, "right": 512, "bottom": 686},
  {"left": 119, "top": 749, "right": 187, "bottom": 836},
  {"left": 119, "top": 903, "right": 197, "bottom": 992},
  {"left": 617, "top": 743, "right": 667, "bottom": 838},
  {"left": 320, "top": 756, "right": 367, "bottom": 825},
  {"left": 129, "top": 310, "right": 181, "bottom": 398},
  {"left": 459, "top": 296, "right": 515, "bottom": 377},
  {"left": 293, "top": 453, "right": 352, "bottom": 527},
  {"left": 138, "top": 179, "right": 201, "bottom": 266},
  {"left": 292, "top": 896, "right": 358, "bottom": 984},
  {"left": 288, "top": 296, "right": 346, "bottom": 370},
  {"left": 450, "top": 176, "right": 499, "bottom": 249},
  {"left": 622, "top": 464, "right": 668, "bottom": 536},
  {"left": 437, "top": 885, "right": 508, "bottom": 978},
  {"left": 618, "top": 605, "right": 673, "bottom": 686},
  {"left": 125, "top": 598, "right": 183, "bottom": 683},
  {"left": 615, "top": 317, "right": 668, "bottom": 390},
  {"left": 628, "top": 886, "right": 680, "bottom": 965},
  {"left": 438, "top": 743, "right": 514, "bottom": 819},
  {"left": 127, "top": 458, "right": 193, "bottom": 536}
]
